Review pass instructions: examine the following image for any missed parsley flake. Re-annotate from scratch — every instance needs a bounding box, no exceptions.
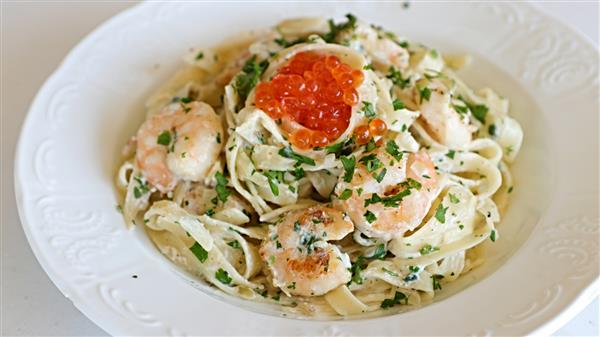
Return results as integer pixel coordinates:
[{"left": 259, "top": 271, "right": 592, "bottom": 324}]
[
  {"left": 340, "top": 155, "right": 356, "bottom": 183},
  {"left": 362, "top": 101, "right": 376, "bottom": 119},
  {"left": 157, "top": 130, "right": 171, "bottom": 146},
  {"left": 364, "top": 210, "right": 377, "bottom": 223},
  {"left": 215, "top": 268, "right": 232, "bottom": 285},
  {"left": 278, "top": 146, "right": 316, "bottom": 166},
  {"left": 189, "top": 242, "right": 208, "bottom": 263},
  {"left": 215, "top": 172, "right": 231, "bottom": 203},
  {"left": 381, "top": 291, "right": 407, "bottom": 309},
  {"left": 385, "top": 140, "right": 403, "bottom": 160},
  {"left": 392, "top": 98, "right": 405, "bottom": 110},
  {"left": 434, "top": 203, "right": 448, "bottom": 223},
  {"left": 338, "top": 189, "right": 353, "bottom": 200}
]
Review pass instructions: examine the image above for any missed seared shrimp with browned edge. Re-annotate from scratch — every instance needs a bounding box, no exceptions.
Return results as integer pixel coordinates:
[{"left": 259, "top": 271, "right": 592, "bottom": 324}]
[
  {"left": 334, "top": 147, "right": 443, "bottom": 240},
  {"left": 260, "top": 205, "right": 354, "bottom": 297}
]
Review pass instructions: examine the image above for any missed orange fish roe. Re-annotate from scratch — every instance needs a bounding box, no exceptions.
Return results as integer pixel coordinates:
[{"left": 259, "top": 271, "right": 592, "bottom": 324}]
[
  {"left": 354, "top": 118, "right": 389, "bottom": 145},
  {"left": 255, "top": 52, "right": 364, "bottom": 150}
]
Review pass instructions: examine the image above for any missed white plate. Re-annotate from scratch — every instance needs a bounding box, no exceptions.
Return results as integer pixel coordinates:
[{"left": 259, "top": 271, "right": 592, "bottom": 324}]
[{"left": 15, "top": 2, "right": 599, "bottom": 336}]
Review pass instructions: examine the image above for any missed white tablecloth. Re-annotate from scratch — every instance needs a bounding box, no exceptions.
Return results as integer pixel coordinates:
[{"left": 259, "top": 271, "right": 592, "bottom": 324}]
[{"left": 1, "top": 1, "right": 597, "bottom": 336}]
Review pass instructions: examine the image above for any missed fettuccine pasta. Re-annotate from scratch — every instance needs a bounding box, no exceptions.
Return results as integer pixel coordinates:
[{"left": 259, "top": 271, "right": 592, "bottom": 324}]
[{"left": 116, "top": 15, "right": 522, "bottom": 317}]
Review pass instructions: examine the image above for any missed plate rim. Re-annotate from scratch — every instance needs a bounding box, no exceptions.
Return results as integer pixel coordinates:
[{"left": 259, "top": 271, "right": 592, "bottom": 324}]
[{"left": 14, "top": 1, "right": 599, "bottom": 336}]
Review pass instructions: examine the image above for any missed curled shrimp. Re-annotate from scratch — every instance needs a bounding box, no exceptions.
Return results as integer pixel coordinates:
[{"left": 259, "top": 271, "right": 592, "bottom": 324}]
[
  {"left": 260, "top": 205, "right": 354, "bottom": 297},
  {"left": 416, "top": 79, "right": 475, "bottom": 149},
  {"left": 136, "top": 101, "right": 223, "bottom": 193},
  {"left": 334, "top": 148, "right": 442, "bottom": 240}
]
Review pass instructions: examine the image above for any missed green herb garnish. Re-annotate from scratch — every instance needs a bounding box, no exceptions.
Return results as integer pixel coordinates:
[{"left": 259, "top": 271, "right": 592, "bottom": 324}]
[
  {"left": 364, "top": 210, "right": 377, "bottom": 223},
  {"left": 385, "top": 140, "right": 403, "bottom": 160},
  {"left": 338, "top": 189, "right": 353, "bottom": 200},
  {"left": 278, "top": 146, "right": 316, "bottom": 166},
  {"left": 362, "top": 101, "right": 376, "bottom": 119},
  {"left": 157, "top": 130, "right": 171, "bottom": 146},
  {"left": 215, "top": 172, "right": 231, "bottom": 203},
  {"left": 340, "top": 155, "right": 356, "bottom": 183},
  {"left": 387, "top": 66, "right": 410, "bottom": 89},
  {"left": 392, "top": 98, "right": 405, "bottom": 110},
  {"left": 381, "top": 291, "right": 407, "bottom": 309},
  {"left": 434, "top": 203, "right": 448, "bottom": 223},
  {"left": 215, "top": 268, "right": 232, "bottom": 285},
  {"left": 190, "top": 242, "right": 208, "bottom": 263}
]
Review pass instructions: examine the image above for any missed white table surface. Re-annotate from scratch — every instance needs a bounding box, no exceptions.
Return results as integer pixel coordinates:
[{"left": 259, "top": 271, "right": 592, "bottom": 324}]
[{"left": 1, "top": 1, "right": 598, "bottom": 336}]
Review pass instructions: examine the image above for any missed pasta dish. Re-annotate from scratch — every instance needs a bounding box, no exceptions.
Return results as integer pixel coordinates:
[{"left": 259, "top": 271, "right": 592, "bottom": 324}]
[{"left": 116, "top": 15, "right": 523, "bottom": 317}]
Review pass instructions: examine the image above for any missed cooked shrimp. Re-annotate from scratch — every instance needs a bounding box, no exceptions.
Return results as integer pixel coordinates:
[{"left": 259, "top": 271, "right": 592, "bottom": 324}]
[
  {"left": 136, "top": 101, "right": 223, "bottom": 193},
  {"left": 333, "top": 148, "right": 442, "bottom": 240},
  {"left": 337, "top": 22, "right": 409, "bottom": 70},
  {"left": 416, "top": 79, "right": 475, "bottom": 149},
  {"left": 259, "top": 205, "right": 353, "bottom": 296}
]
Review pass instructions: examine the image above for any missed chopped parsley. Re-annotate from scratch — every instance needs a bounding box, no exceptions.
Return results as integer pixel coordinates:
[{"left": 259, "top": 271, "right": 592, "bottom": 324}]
[
  {"left": 368, "top": 243, "right": 386, "bottom": 259},
  {"left": 419, "top": 244, "right": 439, "bottom": 256},
  {"left": 508, "top": 186, "right": 514, "bottom": 193},
  {"left": 453, "top": 104, "right": 469, "bottom": 115},
  {"left": 195, "top": 52, "right": 204, "bottom": 60},
  {"left": 133, "top": 176, "right": 150, "bottom": 199},
  {"left": 364, "top": 179, "right": 419, "bottom": 208},
  {"left": 349, "top": 244, "right": 386, "bottom": 285},
  {"left": 340, "top": 155, "right": 356, "bottom": 183},
  {"left": 349, "top": 256, "right": 367, "bottom": 285},
  {"left": 446, "top": 149, "right": 456, "bottom": 159},
  {"left": 274, "top": 36, "right": 306, "bottom": 48},
  {"left": 363, "top": 63, "right": 375, "bottom": 70},
  {"left": 293, "top": 221, "right": 301, "bottom": 232},
  {"left": 490, "top": 229, "right": 497, "bottom": 242},
  {"left": 234, "top": 55, "right": 269, "bottom": 111},
  {"left": 429, "top": 49, "right": 439, "bottom": 58},
  {"left": 364, "top": 210, "right": 377, "bottom": 223},
  {"left": 264, "top": 170, "right": 285, "bottom": 196},
  {"left": 359, "top": 154, "right": 383, "bottom": 173},
  {"left": 215, "top": 172, "right": 231, "bottom": 203},
  {"left": 374, "top": 168, "right": 387, "bottom": 183},
  {"left": 278, "top": 146, "right": 316, "bottom": 166},
  {"left": 385, "top": 140, "right": 403, "bottom": 160},
  {"left": 227, "top": 240, "right": 241, "bottom": 249},
  {"left": 325, "top": 141, "right": 344, "bottom": 154},
  {"left": 157, "top": 130, "right": 171, "bottom": 146},
  {"left": 434, "top": 203, "right": 448, "bottom": 223},
  {"left": 488, "top": 124, "right": 496, "bottom": 136},
  {"left": 419, "top": 86, "right": 431, "bottom": 103},
  {"left": 387, "top": 66, "right": 410, "bottom": 89},
  {"left": 189, "top": 242, "right": 208, "bottom": 263},
  {"left": 432, "top": 274, "right": 443, "bottom": 290},
  {"left": 323, "top": 13, "right": 357, "bottom": 43},
  {"left": 381, "top": 291, "right": 407, "bottom": 309},
  {"left": 291, "top": 166, "right": 305, "bottom": 180},
  {"left": 287, "top": 282, "right": 296, "bottom": 289},
  {"left": 299, "top": 232, "right": 318, "bottom": 254},
  {"left": 448, "top": 193, "right": 460, "bottom": 204},
  {"left": 392, "top": 98, "right": 405, "bottom": 110},
  {"left": 216, "top": 132, "right": 221, "bottom": 144},
  {"left": 365, "top": 139, "right": 377, "bottom": 152},
  {"left": 215, "top": 268, "right": 232, "bottom": 285},
  {"left": 466, "top": 102, "right": 488, "bottom": 123},
  {"left": 362, "top": 101, "right": 376, "bottom": 119},
  {"left": 338, "top": 189, "right": 353, "bottom": 200}
]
